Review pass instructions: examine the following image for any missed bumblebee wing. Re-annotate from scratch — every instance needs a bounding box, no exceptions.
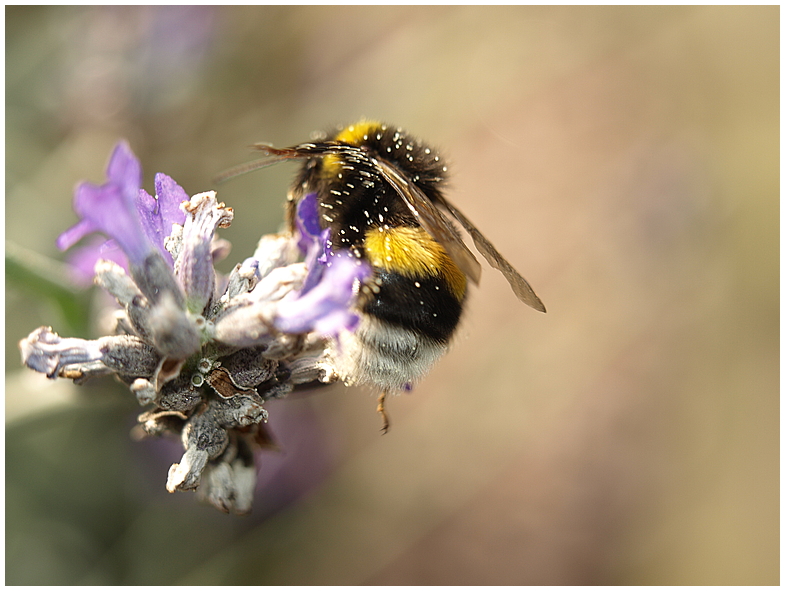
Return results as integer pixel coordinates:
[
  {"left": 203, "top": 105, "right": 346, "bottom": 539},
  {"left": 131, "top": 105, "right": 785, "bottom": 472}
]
[
  {"left": 436, "top": 196, "right": 546, "bottom": 312},
  {"left": 372, "top": 157, "right": 483, "bottom": 285}
]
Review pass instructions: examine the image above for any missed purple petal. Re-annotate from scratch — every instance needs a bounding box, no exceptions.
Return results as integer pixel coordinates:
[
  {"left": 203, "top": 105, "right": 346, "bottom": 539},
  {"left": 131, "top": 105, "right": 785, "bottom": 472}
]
[
  {"left": 135, "top": 188, "right": 171, "bottom": 263},
  {"left": 133, "top": 176, "right": 188, "bottom": 266},
  {"left": 154, "top": 173, "right": 188, "bottom": 228},
  {"left": 73, "top": 181, "right": 150, "bottom": 263},
  {"left": 60, "top": 141, "right": 154, "bottom": 265},
  {"left": 294, "top": 193, "right": 323, "bottom": 255},
  {"left": 288, "top": 193, "right": 367, "bottom": 326},
  {"left": 56, "top": 218, "right": 99, "bottom": 252},
  {"left": 65, "top": 237, "right": 128, "bottom": 286},
  {"left": 274, "top": 256, "right": 370, "bottom": 338},
  {"left": 296, "top": 193, "right": 322, "bottom": 238},
  {"left": 299, "top": 228, "right": 331, "bottom": 295},
  {"left": 105, "top": 141, "right": 142, "bottom": 196}
]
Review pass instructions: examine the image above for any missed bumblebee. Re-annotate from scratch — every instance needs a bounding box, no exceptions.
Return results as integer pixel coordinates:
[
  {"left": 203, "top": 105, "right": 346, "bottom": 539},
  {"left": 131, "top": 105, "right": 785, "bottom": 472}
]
[{"left": 219, "top": 121, "right": 545, "bottom": 431}]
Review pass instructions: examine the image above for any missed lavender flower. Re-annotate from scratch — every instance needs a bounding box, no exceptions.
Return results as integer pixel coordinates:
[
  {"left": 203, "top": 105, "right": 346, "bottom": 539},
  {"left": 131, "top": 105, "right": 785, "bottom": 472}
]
[{"left": 20, "top": 141, "right": 370, "bottom": 514}]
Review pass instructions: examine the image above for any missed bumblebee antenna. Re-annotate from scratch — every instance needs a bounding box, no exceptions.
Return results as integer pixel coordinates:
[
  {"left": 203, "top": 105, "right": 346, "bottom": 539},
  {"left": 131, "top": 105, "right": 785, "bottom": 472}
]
[{"left": 212, "top": 145, "right": 303, "bottom": 185}]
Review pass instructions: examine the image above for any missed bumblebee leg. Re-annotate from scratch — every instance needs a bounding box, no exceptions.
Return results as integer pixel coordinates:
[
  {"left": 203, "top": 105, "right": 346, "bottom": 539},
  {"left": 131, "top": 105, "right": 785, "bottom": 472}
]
[{"left": 376, "top": 391, "right": 390, "bottom": 434}]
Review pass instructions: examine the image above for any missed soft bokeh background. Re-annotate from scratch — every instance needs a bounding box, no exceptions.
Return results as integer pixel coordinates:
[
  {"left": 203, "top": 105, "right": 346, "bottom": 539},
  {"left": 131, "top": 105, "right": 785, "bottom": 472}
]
[{"left": 5, "top": 6, "right": 778, "bottom": 585}]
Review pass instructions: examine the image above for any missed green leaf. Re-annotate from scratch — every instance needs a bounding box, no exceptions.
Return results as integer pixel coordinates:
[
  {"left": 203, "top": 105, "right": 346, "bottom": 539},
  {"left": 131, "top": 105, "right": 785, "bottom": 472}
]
[{"left": 6, "top": 240, "right": 91, "bottom": 335}]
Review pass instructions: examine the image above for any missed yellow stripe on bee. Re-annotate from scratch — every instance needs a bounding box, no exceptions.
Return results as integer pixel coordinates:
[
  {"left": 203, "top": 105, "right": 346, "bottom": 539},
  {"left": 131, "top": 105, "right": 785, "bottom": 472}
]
[
  {"left": 321, "top": 154, "right": 343, "bottom": 178},
  {"left": 323, "top": 120, "right": 384, "bottom": 178},
  {"left": 335, "top": 120, "right": 383, "bottom": 145},
  {"left": 364, "top": 226, "right": 467, "bottom": 300}
]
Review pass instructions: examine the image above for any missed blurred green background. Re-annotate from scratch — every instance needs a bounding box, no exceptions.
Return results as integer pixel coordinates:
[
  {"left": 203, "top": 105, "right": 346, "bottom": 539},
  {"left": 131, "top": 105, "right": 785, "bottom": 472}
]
[{"left": 5, "top": 6, "right": 778, "bottom": 585}]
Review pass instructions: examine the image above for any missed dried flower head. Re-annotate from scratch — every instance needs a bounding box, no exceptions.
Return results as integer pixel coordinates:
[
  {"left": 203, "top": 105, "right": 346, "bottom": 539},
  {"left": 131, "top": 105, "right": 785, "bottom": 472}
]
[{"left": 20, "top": 141, "right": 370, "bottom": 514}]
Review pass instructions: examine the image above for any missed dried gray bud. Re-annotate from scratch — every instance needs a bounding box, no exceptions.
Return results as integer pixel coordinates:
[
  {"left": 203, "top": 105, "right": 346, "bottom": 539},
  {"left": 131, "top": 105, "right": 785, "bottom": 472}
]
[
  {"left": 145, "top": 292, "right": 202, "bottom": 360},
  {"left": 19, "top": 327, "right": 160, "bottom": 381},
  {"left": 288, "top": 354, "right": 340, "bottom": 385},
  {"left": 196, "top": 453, "right": 256, "bottom": 515},
  {"left": 94, "top": 260, "right": 142, "bottom": 306},
  {"left": 157, "top": 373, "right": 203, "bottom": 413},
  {"left": 222, "top": 258, "right": 261, "bottom": 301},
  {"left": 131, "top": 251, "right": 186, "bottom": 309},
  {"left": 100, "top": 335, "right": 161, "bottom": 377},
  {"left": 131, "top": 378, "right": 158, "bottom": 406},
  {"left": 218, "top": 347, "right": 277, "bottom": 389},
  {"left": 253, "top": 233, "right": 300, "bottom": 278},
  {"left": 174, "top": 192, "right": 233, "bottom": 315},
  {"left": 167, "top": 447, "right": 209, "bottom": 492}
]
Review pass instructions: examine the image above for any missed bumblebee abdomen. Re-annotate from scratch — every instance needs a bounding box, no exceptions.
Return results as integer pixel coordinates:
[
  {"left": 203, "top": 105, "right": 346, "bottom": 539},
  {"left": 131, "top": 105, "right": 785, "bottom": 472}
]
[
  {"left": 361, "top": 224, "right": 466, "bottom": 343},
  {"left": 363, "top": 270, "right": 463, "bottom": 343}
]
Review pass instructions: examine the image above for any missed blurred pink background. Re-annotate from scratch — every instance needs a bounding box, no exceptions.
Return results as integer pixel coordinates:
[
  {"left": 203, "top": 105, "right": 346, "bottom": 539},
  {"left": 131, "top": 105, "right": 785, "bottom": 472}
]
[{"left": 6, "top": 6, "right": 778, "bottom": 584}]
